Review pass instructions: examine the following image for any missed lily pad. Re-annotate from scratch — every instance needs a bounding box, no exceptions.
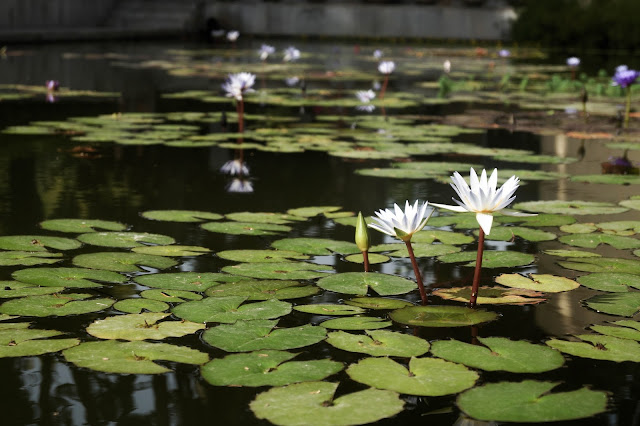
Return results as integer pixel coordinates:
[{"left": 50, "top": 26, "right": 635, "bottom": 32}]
[
  {"left": 134, "top": 272, "right": 242, "bottom": 291},
  {"left": 412, "top": 230, "right": 475, "bottom": 245},
  {"left": 514, "top": 200, "right": 628, "bottom": 215},
  {"left": 457, "top": 380, "right": 608, "bottom": 422},
  {"left": 543, "top": 249, "right": 601, "bottom": 258},
  {"left": 222, "top": 262, "right": 333, "bottom": 280},
  {"left": 577, "top": 273, "right": 640, "bottom": 292},
  {"left": 437, "top": 251, "right": 535, "bottom": 268},
  {"left": 113, "top": 298, "right": 169, "bottom": 314},
  {"left": 216, "top": 249, "right": 309, "bottom": 263},
  {"left": 226, "top": 212, "right": 305, "bottom": 224},
  {"left": 250, "top": 381, "right": 404, "bottom": 426},
  {"left": 495, "top": 273, "right": 579, "bottom": 293},
  {"left": 0, "top": 282, "right": 65, "bottom": 298},
  {"left": 202, "top": 350, "right": 343, "bottom": 387},
  {"left": 584, "top": 293, "right": 640, "bottom": 317},
  {"left": 202, "top": 319, "right": 326, "bottom": 352},
  {"left": 559, "top": 223, "right": 598, "bottom": 234},
  {"left": 430, "top": 337, "right": 565, "bottom": 372},
  {"left": 559, "top": 233, "right": 640, "bottom": 250},
  {"left": 433, "top": 286, "right": 546, "bottom": 305},
  {"left": 546, "top": 334, "right": 640, "bottom": 362},
  {"left": 0, "top": 327, "right": 79, "bottom": 358},
  {"left": 347, "top": 357, "right": 478, "bottom": 396},
  {"left": 204, "top": 279, "right": 319, "bottom": 300},
  {"left": 0, "top": 235, "right": 81, "bottom": 252},
  {"left": 172, "top": 296, "right": 291, "bottom": 323},
  {"left": 0, "top": 251, "right": 63, "bottom": 266},
  {"left": 132, "top": 245, "right": 211, "bottom": 256},
  {"left": 571, "top": 174, "right": 640, "bottom": 185},
  {"left": 12, "top": 267, "right": 126, "bottom": 289},
  {"left": 140, "top": 289, "right": 202, "bottom": 302},
  {"left": 317, "top": 272, "right": 417, "bottom": 296},
  {"left": 474, "top": 226, "right": 557, "bottom": 242},
  {"left": 370, "top": 243, "right": 461, "bottom": 258},
  {"left": 496, "top": 213, "right": 576, "bottom": 227},
  {"left": 326, "top": 329, "right": 430, "bottom": 357},
  {"left": 294, "top": 304, "right": 366, "bottom": 316},
  {"left": 590, "top": 320, "right": 640, "bottom": 341},
  {"left": 389, "top": 305, "right": 498, "bottom": 327},
  {"left": 0, "top": 293, "right": 113, "bottom": 317},
  {"left": 559, "top": 257, "right": 640, "bottom": 274},
  {"left": 77, "top": 232, "right": 175, "bottom": 248},
  {"left": 271, "top": 238, "right": 360, "bottom": 255},
  {"left": 320, "top": 316, "right": 392, "bottom": 330},
  {"left": 86, "top": 312, "right": 204, "bottom": 340},
  {"left": 344, "top": 297, "right": 414, "bottom": 310},
  {"left": 141, "top": 209, "right": 223, "bottom": 222},
  {"left": 39, "top": 218, "right": 127, "bottom": 233},
  {"left": 63, "top": 340, "right": 209, "bottom": 374},
  {"left": 72, "top": 252, "right": 177, "bottom": 272},
  {"left": 344, "top": 253, "right": 390, "bottom": 264},
  {"left": 201, "top": 221, "right": 291, "bottom": 236},
  {"left": 286, "top": 206, "right": 342, "bottom": 217}
]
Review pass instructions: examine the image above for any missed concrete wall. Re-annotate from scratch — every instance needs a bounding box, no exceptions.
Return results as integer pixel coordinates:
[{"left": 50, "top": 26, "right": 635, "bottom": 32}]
[
  {"left": 205, "top": 2, "right": 516, "bottom": 40},
  {"left": 0, "top": 0, "right": 117, "bottom": 29}
]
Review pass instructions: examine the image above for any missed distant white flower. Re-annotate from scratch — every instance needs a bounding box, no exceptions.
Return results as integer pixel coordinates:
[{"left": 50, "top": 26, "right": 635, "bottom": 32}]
[
  {"left": 369, "top": 200, "right": 433, "bottom": 242},
  {"left": 259, "top": 44, "right": 275, "bottom": 61},
  {"left": 227, "top": 178, "right": 253, "bottom": 193},
  {"left": 221, "top": 72, "right": 256, "bottom": 101},
  {"left": 372, "top": 80, "right": 381, "bottom": 91},
  {"left": 220, "top": 159, "right": 249, "bottom": 176},
  {"left": 285, "top": 76, "right": 300, "bottom": 87},
  {"left": 378, "top": 61, "right": 395, "bottom": 75},
  {"left": 567, "top": 57, "right": 580, "bottom": 67},
  {"left": 283, "top": 47, "right": 301, "bottom": 62},
  {"left": 443, "top": 60, "right": 451, "bottom": 73},
  {"left": 498, "top": 49, "right": 510, "bottom": 58},
  {"left": 373, "top": 49, "right": 383, "bottom": 59},
  {"left": 431, "top": 168, "right": 534, "bottom": 235},
  {"left": 355, "top": 89, "right": 376, "bottom": 103},
  {"left": 227, "top": 31, "right": 239, "bottom": 42}
]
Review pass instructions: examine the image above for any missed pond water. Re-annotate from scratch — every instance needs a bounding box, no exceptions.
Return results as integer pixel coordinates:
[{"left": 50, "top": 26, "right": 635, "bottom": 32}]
[{"left": 0, "top": 39, "right": 638, "bottom": 425}]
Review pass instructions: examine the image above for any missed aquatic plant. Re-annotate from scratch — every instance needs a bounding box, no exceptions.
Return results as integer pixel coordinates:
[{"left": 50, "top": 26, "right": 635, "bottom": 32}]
[
  {"left": 258, "top": 44, "right": 275, "bottom": 61},
  {"left": 355, "top": 89, "right": 375, "bottom": 112},
  {"left": 355, "top": 212, "right": 370, "bottom": 272},
  {"left": 567, "top": 56, "right": 580, "bottom": 80},
  {"left": 612, "top": 65, "right": 640, "bottom": 128},
  {"left": 377, "top": 60, "right": 395, "bottom": 100},
  {"left": 222, "top": 72, "right": 255, "bottom": 133},
  {"left": 283, "top": 47, "right": 300, "bottom": 62},
  {"left": 226, "top": 31, "right": 239, "bottom": 42}
]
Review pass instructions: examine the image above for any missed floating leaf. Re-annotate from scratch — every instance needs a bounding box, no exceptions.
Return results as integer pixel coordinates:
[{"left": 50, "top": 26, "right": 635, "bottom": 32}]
[
  {"left": 12, "top": 267, "right": 126, "bottom": 289},
  {"left": 222, "top": 262, "right": 333, "bottom": 280},
  {"left": 77, "top": 232, "right": 175, "bottom": 248},
  {"left": 559, "top": 223, "right": 597, "bottom": 234},
  {"left": 204, "top": 279, "right": 319, "bottom": 300},
  {"left": 271, "top": 238, "right": 360, "bottom": 255},
  {"left": 543, "top": 249, "right": 601, "bottom": 258},
  {"left": 433, "top": 287, "right": 546, "bottom": 305},
  {"left": 172, "top": 296, "right": 291, "bottom": 323},
  {"left": 140, "top": 289, "right": 202, "bottom": 303},
  {"left": 320, "top": 316, "right": 392, "bottom": 330},
  {"left": 226, "top": 212, "right": 305, "bottom": 224},
  {"left": 497, "top": 213, "right": 576, "bottom": 227},
  {"left": 474, "top": 226, "right": 556, "bottom": 242},
  {"left": 430, "top": 337, "right": 565, "bottom": 372},
  {"left": 286, "top": 206, "right": 342, "bottom": 217},
  {"left": 0, "top": 282, "right": 65, "bottom": 298},
  {"left": 370, "top": 243, "right": 461, "bottom": 258},
  {"left": 202, "top": 319, "right": 326, "bottom": 352},
  {"left": 559, "top": 233, "right": 640, "bottom": 250},
  {"left": 571, "top": 174, "right": 640, "bottom": 185},
  {"left": 412, "top": 230, "right": 475, "bottom": 245},
  {"left": 389, "top": 305, "right": 498, "bottom": 327},
  {"left": 134, "top": 272, "right": 242, "bottom": 291},
  {"left": 591, "top": 320, "right": 640, "bottom": 341},
  {"left": 250, "top": 381, "right": 404, "bottom": 426},
  {"left": 294, "top": 304, "right": 366, "bottom": 316},
  {"left": 344, "top": 297, "right": 414, "bottom": 310},
  {"left": 86, "top": 312, "right": 204, "bottom": 340},
  {"left": 437, "top": 251, "right": 535, "bottom": 268},
  {"left": 547, "top": 334, "right": 640, "bottom": 362},
  {"left": 0, "top": 251, "right": 63, "bottom": 266},
  {"left": 39, "top": 219, "right": 127, "bottom": 233},
  {"left": 0, "top": 235, "right": 81, "bottom": 252},
  {"left": 584, "top": 293, "right": 640, "bottom": 317},
  {"left": 317, "top": 272, "right": 416, "bottom": 296},
  {"left": 0, "top": 327, "right": 79, "bottom": 357},
  {"left": 63, "top": 340, "right": 209, "bottom": 374},
  {"left": 141, "top": 209, "right": 223, "bottom": 222},
  {"left": 597, "top": 220, "right": 640, "bottom": 235},
  {"left": 327, "top": 330, "right": 430, "bottom": 357},
  {"left": 72, "top": 252, "right": 177, "bottom": 272},
  {"left": 577, "top": 273, "right": 640, "bottom": 292},
  {"left": 344, "top": 252, "right": 390, "bottom": 264},
  {"left": 132, "top": 245, "right": 211, "bottom": 256},
  {"left": 113, "top": 298, "right": 169, "bottom": 314},
  {"left": 216, "top": 249, "right": 308, "bottom": 263},
  {"left": 347, "top": 357, "right": 477, "bottom": 396},
  {"left": 0, "top": 294, "right": 113, "bottom": 317},
  {"left": 202, "top": 350, "right": 343, "bottom": 387},
  {"left": 514, "top": 200, "right": 628, "bottom": 215},
  {"left": 201, "top": 221, "right": 291, "bottom": 236},
  {"left": 559, "top": 257, "right": 640, "bottom": 274},
  {"left": 457, "top": 381, "right": 608, "bottom": 422},
  {"left": 495, "top": 273, "right": 579, "bottom": 293}
]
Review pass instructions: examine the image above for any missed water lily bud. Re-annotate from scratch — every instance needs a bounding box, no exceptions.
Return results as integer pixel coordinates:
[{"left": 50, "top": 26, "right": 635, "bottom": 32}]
[{"left": 355, "top": 211, "right": 370, "bottom": 252}]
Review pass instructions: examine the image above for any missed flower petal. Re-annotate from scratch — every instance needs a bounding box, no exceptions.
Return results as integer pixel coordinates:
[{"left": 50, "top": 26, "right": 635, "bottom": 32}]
[{"left": 476, "top": 212, "right": 494, "bottom": 235}]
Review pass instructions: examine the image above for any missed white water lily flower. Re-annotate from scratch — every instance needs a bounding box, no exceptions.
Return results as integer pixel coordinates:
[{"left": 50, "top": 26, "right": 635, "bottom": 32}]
[
  {"left": 283, "top": 46, "right": 301, "bottom": 62},
  {"left": 378, "top": 61, "right": 395, "bottom": 75},
  {"left": 221, "top": 72, "right": 256, "bottom": 101},
  {"left": 369, "top": 200, "right": 434, "bottom": 242},
  {"left": 566, "top": 56, "right": 580, "bottom": 67},
  {"left": 373, "top": 49, "right": 383, "bottom": 59},
  {"left": 220, "top": 159, "right": 249, "bottom": 176},
  {"left": 226, "top": 31, "right": 239, "bottom": 42},
  {"left": 431, "top": 168, "right": 534, "bottom": 235},
  {"left": 258, "top": 44, "right": 275, "bottom": 61}
]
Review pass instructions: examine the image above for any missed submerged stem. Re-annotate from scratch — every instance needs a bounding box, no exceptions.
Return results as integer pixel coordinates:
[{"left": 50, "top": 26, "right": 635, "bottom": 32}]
[
  {"left": 404, "top": 241, "right": 427, "bottom": 305},
  {"left": 624, "top": 87, "right": 631, "bottom": 129},
  {"left": 470, "top": 227, "right": 485, "bottom": 308}
]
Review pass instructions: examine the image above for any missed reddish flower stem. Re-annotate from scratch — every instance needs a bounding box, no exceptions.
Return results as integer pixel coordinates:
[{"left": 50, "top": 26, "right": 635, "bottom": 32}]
[
  {"left": 470, "top": 227, "right": 485, "bottom": 308},
  {"left": 380, "top": 75, "right": 389, "bottom": 100},
  {"left": 362, "top": 251, "right": 370, "bottom": 272},
  {"left": 237, "top": 98, "right": 244, "bottom": 134},
  {"left": 405, "top": 241, "right": 427, "bottom": 305}
]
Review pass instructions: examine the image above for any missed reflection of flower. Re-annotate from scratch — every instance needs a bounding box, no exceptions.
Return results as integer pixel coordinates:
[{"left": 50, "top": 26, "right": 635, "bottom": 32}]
[
  {"left": 220, "top": 159, "right": 249, "bottom": 176},
  {"left": 498, "top": 49, "right": 510, "bottom": 58},
  {"left": 227, "top": 178, "right": 253, "bottom": 193},
  {"left": 566, "top": 57, "right": 580, "bottom": 67},
  {"left": 356, "top": 104, "right": 375, "bottom": 112},
  {"left": 226, "top": 31, "right": 239, "bottom": 42},
  {"left": 378, "top": 61, "right": 395, "bottom": 75},
  {"left": 369, "top": 200, "right": 433, "bottom": 242},
  {"left": 431, "top": 168, "right": 532, "bottom": 235},
  {"left": 612, "top": 65, "right": 640, "bottom": 88},
  {"left": 46, "top": 80, "right": 60, "bottom": 91},
  {"left": 222, "top": 72, "right": 256, "bottom": 101},
  {"left": 46, "top": 93, "right": 57, "bottom": 103},
  {"left": 355, "top": 89, "right": 376, "bottom": 103},
  {"left": 285, "top": 76, "right": 300, "bottom": 87},
  {"left": 283, "top": 46, "right": 301, "bottom": 62},
  {"left": 373, "top": 49, "right": 383, "bottom": 59},
  {"left": 258, "top": 44, "right": 275, "bottom": 61}
]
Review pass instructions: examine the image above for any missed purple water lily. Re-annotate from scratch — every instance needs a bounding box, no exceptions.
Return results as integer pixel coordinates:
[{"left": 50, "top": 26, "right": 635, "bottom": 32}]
[{"left": 612, "top": 65, "right": 640, "bottom": 88}]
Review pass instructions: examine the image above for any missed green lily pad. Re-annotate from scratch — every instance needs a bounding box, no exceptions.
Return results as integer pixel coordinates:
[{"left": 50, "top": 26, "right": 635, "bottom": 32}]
[
  {"left": 412, "top": 230, "right": 475, "bottom": 245},
  {"left": 202, "top": 319, "right": 326, "bottom": 352},
  {"left": 0, "top": 293, "right": 113, "bottom": 317},
  {"left": 216, "top": 249, "right": 309, "bottom": 263},
  {"left": 113, "top": 298, "right": 169, "bottom": 314},
  {"left": 571, "top": 174, "right": 640, "bottom": 185},
  {"left": 514, "top": 200, "right": 628, "bottom": 215},
  {"left": 0, "top": 282, "right": 65, "bottom": 298},
  {"left": 0, "top": 251, "right": 63, "bottom": 266},
  {"left": 577, "top": 273, "right": 640, "bottom": 292},
  {"left": 72, "top": 252, "right": 177, "bottom": 272},
  {"left": 201, "top": 221, "right": 291, "bottom": 236},
  {"left": 430, "top": 337, "right": 565, "bottom": 372},
  {"left": 140, "top": 289, "right": 202, "bottom": 302},
  {"left": 620, "top": 198, "right": 640, "bottom": 211},
  {"left": 86, "top": 312, "right": 204, "bottom": 340},
  {"left": 543, "top": 249, "right": 601, "bottom": 258},
  {"left": 437, "top": 251, "right": 535, "bottom": 268},
  {"left": 389, "top": 305, "right": 498, "bottom": 327},
  {"left": 226, "top": 212, "right": 305, "bottom": 224},
  {"left": 77, "top": 232, "right": 175, "bottom": 248},
  {"left": 591, "top": 320, "right": 640, "bottom": 341},
  {"left": 202, "top": 350, "right": 343, "bottom": 387},
  {"left": 141, "top": 209, "right": 223, "bottom": 222},
  {"left": 423, "top": 213, "right": 480, "bottom": 229},
  {"left": 317, "top": 272, "right": 417, "bottom": 296},
  {"left": 344, "top": 297, "right": 414, "bottom": 310},
  {"left": 134, "top": 272, "right": 242, "bottom": 291},
  {"left": 294, "top": 304, "right": 366, "bottom": 316},
  {"left": 559, "top": 223, "right": 598, "bottom": 234},
  {"left": 132, "top": 245, "right": 211, "bottom": 256},
  {"left": 0, "top": 327, "right": 79, "bottom": 357},
  {"left": 496, "top": 213, "right": 576, "bottom": 227},
  {"left": 326, "top": 329, "right": 430, "bottom": 357},
  {"left": 344, "top": 252, "right": 390, "bottom": 264},
  {"left": 474, "top": 226, "right": 557, "bottom": 242},
  {"left": 598, "top": 221, "right": 640, "bottom": 235},
  {"left": 222, "top": 262, "right": 333, "bottom": 280},
  {"left": 347, "top": 357, "right": 478, "bottom": 396},
  {"left": 250, "top": 381, "right": 404, "bottom": 426},
  {"left": 172, "top": 296, "right": 291, "bottom": 323},
  {"left": 320, "top": 316, "right": 392, "bottom": 330},
  {"left": 457, "top": 380, "right": 608, "bottom": 422},
  {"left": 39, "top": 218, "right": 127, "bottom": 233},
  {"left": 370, "top": 243, "right": 461, "bottom": 258},
  {"left": 433, "top": 286, "right": 546, "bottom": 305},
  {"left": 584, "top": 293, "right": 640, "bottom": 316},
  {"left": 271, "top": 238, "right": 360, "bottom": 255},
  {"left": 286, "top": 206, "right": 342, "bottom": 217},
  {"left": 63, "top": 340, "right": 209, "bottom": 374},
  {"left": 204, "top": 279, "right": 319, "bottom": 300},
  {"left": 559, "top": 233, "right": 640, "bottom": 250},
  {"left": 12, "top": 267, "right": 126, "bottom": 289},
  {"left": 493, "top": 154, "right": 577, "bottom": 164},
  {"left": 495, "top": 273, "right": 580, "bottom": 292},
  {"left": 559, "top": 257, "right": 640, "bottom": 274},
  {"left": 0, "top": 235, "right": 81, "bottom": 252},
  {"left": 546, "top": 334, "right": 640, "bottom": 362}
]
